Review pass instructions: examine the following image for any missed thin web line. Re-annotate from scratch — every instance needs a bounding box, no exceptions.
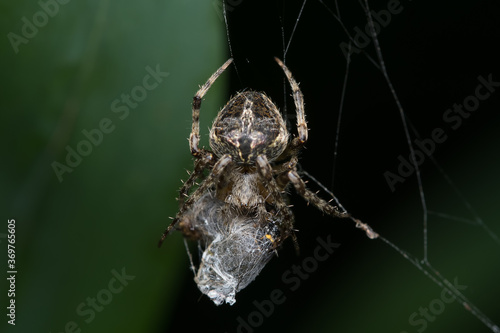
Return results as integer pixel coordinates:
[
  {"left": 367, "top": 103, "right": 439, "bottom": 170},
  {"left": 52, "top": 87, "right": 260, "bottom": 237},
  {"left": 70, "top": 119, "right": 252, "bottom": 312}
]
[
  {"left": 284, "top": 0, "right": 307, "bottom": 58},
  {"left": 404, "top": 114, "right": 500, "bottom": 244},
  {"left": 360, "top": 0, "right": 429, "bottom": 263},
  {"left": 223, "top": 1, "right": 240, "bottom": 85},
  {"left": 314, "top": 0, "right": 499, "bottom": 330},
  {"left": 279, "top": 3, "right": 290, "bottom": 131},
  {"left": 331, "top": 41, "right": 352, "bottom": 190},
  {"left": 318, "top": 0, "right": 380, "bottom": 70}
]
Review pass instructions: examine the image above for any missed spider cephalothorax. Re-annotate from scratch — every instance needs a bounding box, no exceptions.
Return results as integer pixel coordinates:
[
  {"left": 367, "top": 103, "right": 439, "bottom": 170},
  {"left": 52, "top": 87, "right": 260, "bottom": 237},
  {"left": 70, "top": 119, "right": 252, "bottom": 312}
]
[{"left": 159, "top": 57, "right": 350, "bottom": 305}]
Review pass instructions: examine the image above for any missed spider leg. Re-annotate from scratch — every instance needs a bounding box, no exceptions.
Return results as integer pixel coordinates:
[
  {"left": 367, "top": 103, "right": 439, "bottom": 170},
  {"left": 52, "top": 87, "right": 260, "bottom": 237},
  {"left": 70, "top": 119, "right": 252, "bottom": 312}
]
[
  {"left": 272, "top": 156, "right": 298, "bottom": 190},
  {"left": 272, "top": 155, "right": 298, "bottom": 175},
  {"left": 287, "top": 170, "right": 349, "bottom": 219},
  {"left": 288, "top": 170, "right": 379, "bottom": 240},
  {"left": 178, "top": 152, "right": 215, "bottom": 207},
  {"left": 190, "top": 58, "right": 233, "bottom": 157},
  {"left": 274, "top": 57, "right": 308, "bottom": 157},
  {"left": 256, "top": 155, "right": 297, "bottom": 251},
  {"left": 158, "top": 154, "right": 233, "bottom": 247},
  {"left": 274, "top": 159, "right": 363, "bottom": 241}
]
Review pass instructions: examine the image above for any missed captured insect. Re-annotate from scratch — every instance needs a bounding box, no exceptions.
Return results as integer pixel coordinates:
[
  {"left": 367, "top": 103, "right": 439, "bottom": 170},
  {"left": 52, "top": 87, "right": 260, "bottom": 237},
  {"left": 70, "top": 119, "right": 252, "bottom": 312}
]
[{"left": 158, "top": 57, "right": 377, "bottom": 305}]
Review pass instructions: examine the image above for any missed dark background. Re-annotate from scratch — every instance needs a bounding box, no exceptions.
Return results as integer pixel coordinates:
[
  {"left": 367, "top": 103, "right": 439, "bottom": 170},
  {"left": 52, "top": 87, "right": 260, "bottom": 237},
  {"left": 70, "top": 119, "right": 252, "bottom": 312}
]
[{"left": 1, "top": 1, "right": 499, "bottom": 333}]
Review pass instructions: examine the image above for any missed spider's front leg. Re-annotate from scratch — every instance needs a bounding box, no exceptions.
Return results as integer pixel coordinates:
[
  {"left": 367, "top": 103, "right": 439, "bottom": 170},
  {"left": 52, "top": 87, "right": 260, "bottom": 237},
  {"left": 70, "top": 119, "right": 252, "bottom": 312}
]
[
  {"left": 288, "top": 169, "right": 379, "bottom": 239},
  {"left": 190, "top": 58, "right": 233, "bottom": 158},
  {"left": 287, "top": 170, "right": 349, "bottom": 219},
  {"left": 275, "top": 57, "right": 308, "bottom": 158},
  {"left": 158, "top": 154, "right": 232, "bottom": 247}
]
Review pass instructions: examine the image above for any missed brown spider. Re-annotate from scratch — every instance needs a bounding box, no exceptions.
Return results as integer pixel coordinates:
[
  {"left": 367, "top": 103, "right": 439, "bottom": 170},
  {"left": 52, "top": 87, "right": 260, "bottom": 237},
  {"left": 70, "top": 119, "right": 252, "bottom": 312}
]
[{"left": 158, "top": 57, "right": 369, "bottom": 305}]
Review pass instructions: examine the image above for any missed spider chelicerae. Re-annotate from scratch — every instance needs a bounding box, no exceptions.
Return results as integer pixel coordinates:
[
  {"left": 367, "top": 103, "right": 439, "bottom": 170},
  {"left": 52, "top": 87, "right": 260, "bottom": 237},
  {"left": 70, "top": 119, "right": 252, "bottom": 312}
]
[{"left": 158, "top": 57, "right": 377, "bottom": 305}]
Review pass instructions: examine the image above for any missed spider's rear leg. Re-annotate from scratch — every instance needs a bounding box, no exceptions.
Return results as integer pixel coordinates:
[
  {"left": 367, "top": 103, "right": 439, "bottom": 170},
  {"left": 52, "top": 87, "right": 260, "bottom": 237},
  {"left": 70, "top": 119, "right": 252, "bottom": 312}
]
[
  {"left": 158, "top": 154, "right": 233, "bottom": 247},
  {"left": 178, "top": 151, "right": 215, "bottom": 207}
]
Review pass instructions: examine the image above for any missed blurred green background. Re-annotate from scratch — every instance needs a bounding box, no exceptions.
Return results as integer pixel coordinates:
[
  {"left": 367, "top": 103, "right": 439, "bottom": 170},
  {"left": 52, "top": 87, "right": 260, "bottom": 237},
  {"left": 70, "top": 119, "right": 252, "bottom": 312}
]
[
  {"left": 1, "top": 1, "right": 226, "bottom": 332},
  {"left": 1, "top": 1, "right": 500, "bottom": 333}
]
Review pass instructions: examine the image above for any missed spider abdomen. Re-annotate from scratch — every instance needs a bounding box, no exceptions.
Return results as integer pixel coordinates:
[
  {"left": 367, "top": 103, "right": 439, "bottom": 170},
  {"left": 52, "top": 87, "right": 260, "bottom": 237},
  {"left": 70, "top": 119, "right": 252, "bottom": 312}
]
[{"left": 224, "top": 172, "right": 263, "bottom": 209}]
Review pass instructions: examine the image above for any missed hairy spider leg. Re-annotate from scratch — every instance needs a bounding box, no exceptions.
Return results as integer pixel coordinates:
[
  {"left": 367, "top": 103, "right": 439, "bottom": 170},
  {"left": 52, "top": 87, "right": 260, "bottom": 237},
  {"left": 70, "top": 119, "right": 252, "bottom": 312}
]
[
  {"left": 274, "top": 57, "right": 308, "bottom": 159},
  {"left": 190, "top": 58, "right": 233, "bottom": 157},
  {"left": 158, "top": 154, "right": 233, "bottom": 247},
  {"left": 178, "top": 152, "right": 215, "bottom": 207},
  {"left": 159, "top": 58, "right": 232, "bottom": 247},
  {"left": 287, "top": 170, "right": 348, "bottom": 219},
  {"left": 273, "top": 59, "right": 351, "bottom": 237}
]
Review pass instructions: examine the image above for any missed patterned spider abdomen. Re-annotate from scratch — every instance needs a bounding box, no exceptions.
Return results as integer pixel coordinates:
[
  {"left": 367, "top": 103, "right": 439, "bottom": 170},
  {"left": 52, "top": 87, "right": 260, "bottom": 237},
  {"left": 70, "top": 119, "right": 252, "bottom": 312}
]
[{"left": 209, "top": 91, "right": 289, "bottom": 164}]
